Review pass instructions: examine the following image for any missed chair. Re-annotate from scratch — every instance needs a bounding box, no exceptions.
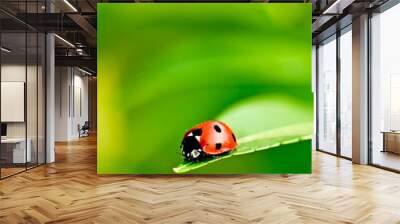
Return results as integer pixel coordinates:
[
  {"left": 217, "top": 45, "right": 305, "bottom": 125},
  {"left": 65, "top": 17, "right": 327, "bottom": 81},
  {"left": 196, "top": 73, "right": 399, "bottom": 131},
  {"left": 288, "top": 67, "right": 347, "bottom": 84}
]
[{"left": 79, "top": 121, "right": 90, "bottom": 138}]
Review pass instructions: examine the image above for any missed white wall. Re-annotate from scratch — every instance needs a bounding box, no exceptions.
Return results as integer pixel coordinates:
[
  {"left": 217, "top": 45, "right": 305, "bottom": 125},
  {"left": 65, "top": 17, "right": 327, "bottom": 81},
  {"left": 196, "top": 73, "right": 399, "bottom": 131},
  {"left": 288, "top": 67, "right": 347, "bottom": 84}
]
[
  {"left": 55, "top": 66, "right": 69, "bottom": 141},
  {"left": 1, "top": 64, "right": 25, "bottom": 81},
  {"left": 55, "top": 67, "right": 89, "bottom": 141},
  {"left": 72, "top": 73, "right": 89, "bottom": 138}
]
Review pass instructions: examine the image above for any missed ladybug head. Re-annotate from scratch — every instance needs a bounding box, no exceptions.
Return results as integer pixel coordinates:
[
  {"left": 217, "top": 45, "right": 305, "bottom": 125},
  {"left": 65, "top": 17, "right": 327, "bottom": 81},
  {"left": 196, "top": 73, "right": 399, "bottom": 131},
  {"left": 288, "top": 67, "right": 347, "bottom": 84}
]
[{"left": 180, "top": 129, "right": 205, "bottom": 162}]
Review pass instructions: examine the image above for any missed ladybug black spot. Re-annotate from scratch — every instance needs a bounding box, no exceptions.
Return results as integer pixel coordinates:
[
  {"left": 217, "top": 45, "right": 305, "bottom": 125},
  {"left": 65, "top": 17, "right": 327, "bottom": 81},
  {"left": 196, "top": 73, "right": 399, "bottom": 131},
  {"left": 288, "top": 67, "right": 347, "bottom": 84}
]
[
  {"left": 232, "top": 133, "right": 236, "bottom": 142},
  {"left": 192, "top": 128, "right": 202, "bottom": 136},
  {"left": 214, "top": 125, "right": 221, "bottom": 133},
  {"left": 216, "top": 143, "right": 222, "bottom": 150}
]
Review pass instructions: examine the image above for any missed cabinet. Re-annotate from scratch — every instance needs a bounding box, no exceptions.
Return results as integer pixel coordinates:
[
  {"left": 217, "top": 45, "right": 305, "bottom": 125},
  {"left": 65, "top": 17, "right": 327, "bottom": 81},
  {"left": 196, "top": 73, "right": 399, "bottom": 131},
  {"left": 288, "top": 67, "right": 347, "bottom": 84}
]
[{"left": 382, "top": 132, "right": 400, "bottom": 154}]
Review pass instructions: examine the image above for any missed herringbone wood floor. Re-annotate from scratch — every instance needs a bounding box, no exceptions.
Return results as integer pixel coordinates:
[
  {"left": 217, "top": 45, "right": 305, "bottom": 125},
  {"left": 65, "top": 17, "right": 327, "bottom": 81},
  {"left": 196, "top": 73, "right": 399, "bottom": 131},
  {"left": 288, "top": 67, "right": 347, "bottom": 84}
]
[{"left": 1, "top": 135, "right": 400, "bottom": 224}]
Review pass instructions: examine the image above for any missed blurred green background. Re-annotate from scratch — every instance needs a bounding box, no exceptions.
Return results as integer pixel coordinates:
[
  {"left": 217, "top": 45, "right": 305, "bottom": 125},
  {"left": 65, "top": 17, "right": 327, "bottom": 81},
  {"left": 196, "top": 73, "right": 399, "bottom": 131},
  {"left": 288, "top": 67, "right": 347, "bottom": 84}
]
[{"left": 97, "top": 3, "right": 312, "bottom": 174}]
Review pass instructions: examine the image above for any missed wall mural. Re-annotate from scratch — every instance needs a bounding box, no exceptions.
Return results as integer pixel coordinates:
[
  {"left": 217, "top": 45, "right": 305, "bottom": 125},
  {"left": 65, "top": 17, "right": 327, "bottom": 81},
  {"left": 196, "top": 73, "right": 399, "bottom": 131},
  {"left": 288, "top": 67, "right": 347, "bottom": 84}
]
[{"left": 98, "top": 3, "right": 312, "bottom": 174}]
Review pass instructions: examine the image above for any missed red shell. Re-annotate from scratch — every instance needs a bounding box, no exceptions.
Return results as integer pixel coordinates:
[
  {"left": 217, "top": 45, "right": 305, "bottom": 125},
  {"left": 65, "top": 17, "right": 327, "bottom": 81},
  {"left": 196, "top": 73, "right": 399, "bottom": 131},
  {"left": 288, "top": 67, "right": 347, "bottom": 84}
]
[{"left": 184, "top": 120, "right": 237, "bottom": 155}]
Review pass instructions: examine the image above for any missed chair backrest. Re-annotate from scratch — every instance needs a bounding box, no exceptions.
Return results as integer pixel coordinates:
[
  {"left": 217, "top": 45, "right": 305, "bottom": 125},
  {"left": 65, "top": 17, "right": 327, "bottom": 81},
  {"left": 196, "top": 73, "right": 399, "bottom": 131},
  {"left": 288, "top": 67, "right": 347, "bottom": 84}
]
[{"left": 82, "top": 121, "right": 90, "bottom": 129}]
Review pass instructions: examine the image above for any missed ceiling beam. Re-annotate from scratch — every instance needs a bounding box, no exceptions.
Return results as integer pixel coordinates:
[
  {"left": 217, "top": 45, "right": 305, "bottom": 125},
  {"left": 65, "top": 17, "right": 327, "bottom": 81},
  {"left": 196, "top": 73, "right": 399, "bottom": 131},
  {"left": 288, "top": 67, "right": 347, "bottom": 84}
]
[
  {"left": 323, "top": 0, "right": 356, "bottom": 14},
  {"left": 312, "top": 15, "right": 335, "bottom": 33},
  {"left": 67, "top": 14, "right": 96, "bottom": 36},
  {"left": 55, "top": 55, "right": 96, "bottom": 71}
]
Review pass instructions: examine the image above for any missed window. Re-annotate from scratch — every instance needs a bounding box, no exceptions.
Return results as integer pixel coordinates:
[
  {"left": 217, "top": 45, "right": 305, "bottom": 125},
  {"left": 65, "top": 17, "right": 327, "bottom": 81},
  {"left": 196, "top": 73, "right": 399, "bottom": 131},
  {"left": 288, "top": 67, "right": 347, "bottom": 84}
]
[
  {"left": 339, "top": 27, "right": 352, "bottom": 158},
  {"left": 371, "top": 3, "right": 400, "bottom": 171},
  {"left": 317, "top": 35, "right": 337, "bottom": 154},
  {"left": 0, "top": 2, "right": 46, "bottom": 179}
]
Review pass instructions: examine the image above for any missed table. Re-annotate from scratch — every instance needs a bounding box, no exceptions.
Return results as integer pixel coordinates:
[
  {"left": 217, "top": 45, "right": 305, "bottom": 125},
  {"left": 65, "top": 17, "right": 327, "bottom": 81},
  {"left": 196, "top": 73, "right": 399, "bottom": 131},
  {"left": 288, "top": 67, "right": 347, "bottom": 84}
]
[{"left": 1, "top": 138, "right": 31, "bottom": 163}]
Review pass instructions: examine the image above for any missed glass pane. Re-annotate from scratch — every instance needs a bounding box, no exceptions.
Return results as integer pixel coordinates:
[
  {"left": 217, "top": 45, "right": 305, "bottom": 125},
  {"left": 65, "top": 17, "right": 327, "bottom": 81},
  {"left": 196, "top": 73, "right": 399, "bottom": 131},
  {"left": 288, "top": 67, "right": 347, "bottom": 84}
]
[
  {"left": 1, "top": 31, "right": 27, "bottom": 177},
  {"left": 0, "top": 1, "right": 46, "bottom": 178},
  {"left": 27, "top": 31, "right": 38, "bottom": 169},
  {"left": 26, "top": 0, "right": 38, "bottom": 169},
  {"left": 38, "top": 33, "right": 45, "bottom": 165},
  {"left": 339, "top": 28, "right": 352, "bottom": 158},
  {"left": 317, "top": 36, "right": 337, "bottom": 154},
  {"left": 312, "top": 45, "right": 317, "bottom": 150},
  {"left": 371, "top": 4, "right": 400, "bottom": 171}
]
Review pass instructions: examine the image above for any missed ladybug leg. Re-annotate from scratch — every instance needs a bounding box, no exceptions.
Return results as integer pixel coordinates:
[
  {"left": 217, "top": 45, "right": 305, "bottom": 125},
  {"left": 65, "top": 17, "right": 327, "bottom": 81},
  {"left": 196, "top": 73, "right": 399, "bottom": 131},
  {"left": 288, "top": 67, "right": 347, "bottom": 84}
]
[
  {"left": 191, "top": 150, "right": 201, "bottom": 159},
  {"left": 188, "top": 148, "right": 206, "bottom": 162}
]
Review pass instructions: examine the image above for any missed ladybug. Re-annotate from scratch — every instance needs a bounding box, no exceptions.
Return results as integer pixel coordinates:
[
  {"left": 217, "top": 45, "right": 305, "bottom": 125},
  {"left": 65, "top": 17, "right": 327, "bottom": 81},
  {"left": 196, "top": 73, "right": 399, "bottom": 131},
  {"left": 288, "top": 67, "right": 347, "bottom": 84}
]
[{"left": 180, "top": 120, "right": 238, "bottom": 162}]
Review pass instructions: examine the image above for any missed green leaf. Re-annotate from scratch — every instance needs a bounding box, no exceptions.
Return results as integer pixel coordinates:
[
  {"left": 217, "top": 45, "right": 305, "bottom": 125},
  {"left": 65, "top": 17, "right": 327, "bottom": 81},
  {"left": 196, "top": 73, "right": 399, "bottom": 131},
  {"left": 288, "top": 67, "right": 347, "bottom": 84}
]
[
  {"left": 173, "top": 95, "right": 313, "bottom": 173},
  {"left": 173, "top": 122, "right": 313, "bottom": 173}
]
